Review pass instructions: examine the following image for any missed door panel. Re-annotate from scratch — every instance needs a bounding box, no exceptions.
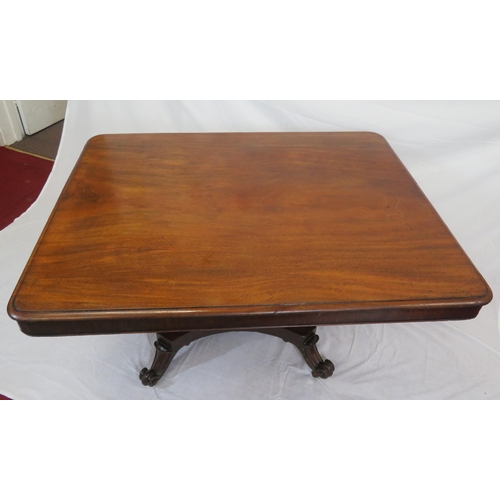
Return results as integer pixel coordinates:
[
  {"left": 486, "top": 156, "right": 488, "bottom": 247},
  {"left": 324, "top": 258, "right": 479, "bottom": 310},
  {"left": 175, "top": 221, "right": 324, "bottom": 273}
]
[{"left": 15, "top": 100, "right": 67, "bottom": 135}]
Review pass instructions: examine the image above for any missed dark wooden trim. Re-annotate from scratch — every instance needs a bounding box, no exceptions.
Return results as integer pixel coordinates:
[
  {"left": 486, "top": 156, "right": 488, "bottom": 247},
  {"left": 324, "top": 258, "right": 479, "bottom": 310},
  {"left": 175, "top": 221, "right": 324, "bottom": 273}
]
[{"left": 14, "top": 303, "right": 482, "bottom": 337}]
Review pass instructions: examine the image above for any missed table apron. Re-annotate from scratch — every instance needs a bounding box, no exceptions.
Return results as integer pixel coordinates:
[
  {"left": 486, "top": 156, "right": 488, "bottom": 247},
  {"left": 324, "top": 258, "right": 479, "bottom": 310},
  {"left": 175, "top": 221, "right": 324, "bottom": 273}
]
[{"left": 16, "top": 304, "right": 482, "bottom": 337}]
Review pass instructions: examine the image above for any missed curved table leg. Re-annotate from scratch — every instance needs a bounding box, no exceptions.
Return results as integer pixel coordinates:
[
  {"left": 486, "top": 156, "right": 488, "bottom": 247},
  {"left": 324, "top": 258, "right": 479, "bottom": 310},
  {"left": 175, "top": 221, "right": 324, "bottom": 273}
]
[
  {"left": 140, "top": 330, "right": 212, "bottom": 387},
  {"left": 296, "top": 329, "right": 335, "bottom": 379},
  {"left": 139, "top": 336, "right": 176, "bottom": 387},
  {"left": 259, "top": 326, "right": 335, "bottom": 379},
  {"left": 139, "top": 326, "right": 334, "bottom": 386}
]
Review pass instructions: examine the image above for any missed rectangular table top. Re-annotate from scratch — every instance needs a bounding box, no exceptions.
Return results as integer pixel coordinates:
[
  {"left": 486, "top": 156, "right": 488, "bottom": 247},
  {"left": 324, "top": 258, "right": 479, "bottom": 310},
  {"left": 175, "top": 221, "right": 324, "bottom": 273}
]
[{"left": 8, "top": 132, "right": 492, "bottom": 335}]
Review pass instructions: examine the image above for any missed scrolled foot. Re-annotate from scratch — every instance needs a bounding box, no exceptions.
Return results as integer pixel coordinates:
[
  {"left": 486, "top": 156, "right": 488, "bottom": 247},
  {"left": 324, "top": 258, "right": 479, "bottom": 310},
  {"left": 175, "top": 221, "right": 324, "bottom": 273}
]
[
  {"left": 139, "top": 367, "right": 161, "bottom": 387},
  {"left": 139, "top": 333, "right": 179, "bottom": 387},
  {"left": 297, "top": 330, "right": 335, "bottom": 379},
  {"left": 311, "top": 359, "right": 335, "bottom": 379}
]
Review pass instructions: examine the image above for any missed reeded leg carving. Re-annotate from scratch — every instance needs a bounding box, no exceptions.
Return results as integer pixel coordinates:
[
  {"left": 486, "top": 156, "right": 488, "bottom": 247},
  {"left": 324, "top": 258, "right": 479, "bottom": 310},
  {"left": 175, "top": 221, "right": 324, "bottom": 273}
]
[
  {"left": 139, "top": 335, "right": 175, "bottom": 387},
  {"left": 296, "top": 329, "right": 335, "bottom": 378},
  {"left": 266, "top": 327, "right": 334, "bottom": 379},
  {"left": 139, "top": 330, "right": 209, "bottom": 386}
]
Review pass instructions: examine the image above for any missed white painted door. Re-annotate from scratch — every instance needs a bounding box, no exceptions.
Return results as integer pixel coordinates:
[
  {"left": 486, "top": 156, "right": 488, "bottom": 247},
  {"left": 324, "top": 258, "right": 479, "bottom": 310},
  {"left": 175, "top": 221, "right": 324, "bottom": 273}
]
[{"left": 15, "top": 100, "right": 67, "bottom": 135}]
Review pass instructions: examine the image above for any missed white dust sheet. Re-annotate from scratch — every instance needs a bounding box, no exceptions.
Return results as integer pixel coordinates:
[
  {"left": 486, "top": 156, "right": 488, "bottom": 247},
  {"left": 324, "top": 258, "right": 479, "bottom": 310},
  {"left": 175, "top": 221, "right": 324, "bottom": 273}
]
[{"left": 1, "top": 100, "right": 499, "bottom": 399}]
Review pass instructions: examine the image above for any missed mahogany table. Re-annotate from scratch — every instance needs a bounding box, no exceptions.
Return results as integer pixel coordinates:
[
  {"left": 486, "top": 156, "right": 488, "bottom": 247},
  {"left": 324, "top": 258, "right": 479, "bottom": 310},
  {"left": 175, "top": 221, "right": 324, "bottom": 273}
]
[{"left": 8, "top": 132, "right": 492, "bottom": 387}]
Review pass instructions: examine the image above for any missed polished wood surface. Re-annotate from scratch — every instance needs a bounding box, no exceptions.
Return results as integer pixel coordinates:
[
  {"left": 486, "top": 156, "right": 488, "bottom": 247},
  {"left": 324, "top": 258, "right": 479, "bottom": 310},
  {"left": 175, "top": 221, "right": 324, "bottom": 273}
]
[{"left": 8, "top": 132, "right": 492, "bottom": 336}]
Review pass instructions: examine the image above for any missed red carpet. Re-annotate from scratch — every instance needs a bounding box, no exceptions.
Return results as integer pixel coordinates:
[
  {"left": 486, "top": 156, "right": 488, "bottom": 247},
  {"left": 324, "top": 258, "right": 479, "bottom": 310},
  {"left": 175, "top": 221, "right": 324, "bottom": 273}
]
[
  {"left": 1, "top": 147, "right": 53, "bottom": 400},
  {"left": 0, "top": 146, "right": 54, "bottom": 230}
]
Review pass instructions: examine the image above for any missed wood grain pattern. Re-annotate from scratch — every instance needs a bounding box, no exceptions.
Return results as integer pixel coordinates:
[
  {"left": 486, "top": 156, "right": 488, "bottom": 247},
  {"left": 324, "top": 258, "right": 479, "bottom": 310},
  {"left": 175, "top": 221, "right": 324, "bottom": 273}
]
[{"left": 8, "top": 132, "right": 492, "bottom": 336}]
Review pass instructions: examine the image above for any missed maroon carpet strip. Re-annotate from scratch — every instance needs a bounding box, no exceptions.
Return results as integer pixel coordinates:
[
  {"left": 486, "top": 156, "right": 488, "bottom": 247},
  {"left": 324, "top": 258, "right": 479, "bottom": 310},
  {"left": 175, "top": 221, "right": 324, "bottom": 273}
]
[
  {"left": 0, "top": 146, "right": 53, "bottom": 230},
  {"left": 1, "top": 147, "right": 54, "bottom": 400}
]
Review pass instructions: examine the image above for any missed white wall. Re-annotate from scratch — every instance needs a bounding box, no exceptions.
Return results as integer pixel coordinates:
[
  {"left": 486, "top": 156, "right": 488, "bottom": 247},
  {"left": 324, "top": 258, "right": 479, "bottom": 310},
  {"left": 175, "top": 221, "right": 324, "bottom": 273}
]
[{"left": 0, "top": 100, "right": 24, "bottom": 146}]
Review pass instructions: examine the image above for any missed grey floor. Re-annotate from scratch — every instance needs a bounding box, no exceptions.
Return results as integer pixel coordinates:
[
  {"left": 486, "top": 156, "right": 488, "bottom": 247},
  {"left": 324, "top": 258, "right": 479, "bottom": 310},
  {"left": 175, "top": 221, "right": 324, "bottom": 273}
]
[{"left": 11, "top": 120, "right": 64, "bottom": 160}]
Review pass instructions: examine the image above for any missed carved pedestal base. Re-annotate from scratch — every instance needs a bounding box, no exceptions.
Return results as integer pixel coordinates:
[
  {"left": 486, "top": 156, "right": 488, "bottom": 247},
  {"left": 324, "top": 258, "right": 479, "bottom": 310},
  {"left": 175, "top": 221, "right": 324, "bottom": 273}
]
[{"left": 140, "top": 326, "right": 334, "bottom": 387}]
